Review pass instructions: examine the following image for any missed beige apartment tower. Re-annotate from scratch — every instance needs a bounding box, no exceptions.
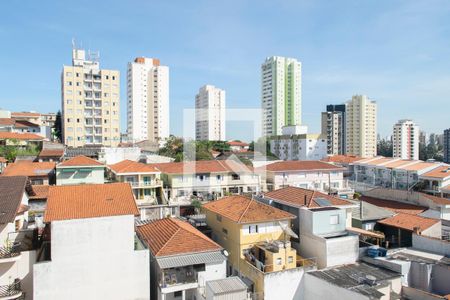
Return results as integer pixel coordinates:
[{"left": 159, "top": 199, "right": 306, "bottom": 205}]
[
  {"left": 345, "top": 95, "right": 377, "bottom": 157},
  {"left": 61, "top": 47, "right": 120, "bottom": 147}
]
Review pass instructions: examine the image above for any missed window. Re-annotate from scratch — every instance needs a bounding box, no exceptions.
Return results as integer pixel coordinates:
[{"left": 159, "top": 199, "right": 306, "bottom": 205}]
[
  {"left": 174, "top": 291, "right": 182, "bottom": 298},
  {"left": 193, "top": 264, "right": 205, "bottom": 272},
  {"left": 231, "top": 173, "right": 240, "bottom": 180},
  {"left": 222, "top": 228, "right": 228, "bottom": 235},
  {"left": 248, "top": 225, "right": 258, "bottom": 234},
  {"left": 66, "top": 72, "right": 72, "bottom": 77},
  {"left": 216, "top": 214, "right": 222, "bottom": 222},
  {"left": 276, "top": 258, "right": 282, "bottom": 265},
  {"left": 330, "top": 215, "right": 339, "bottom": 225},
  {"left": 288, "top": 256, "right": 294, "bottom": 264}
]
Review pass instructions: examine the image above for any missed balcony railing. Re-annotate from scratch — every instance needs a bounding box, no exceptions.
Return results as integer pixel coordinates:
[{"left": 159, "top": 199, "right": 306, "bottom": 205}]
[
  {"left": 160, "top": 267, "right": 197, "bottom": 288},
  {"left": 127, "top": 180, "right": 162, "bottom": 187},
  {"left": 0, "top": 279, "right": 22, "bottom": 299},
  {"left": 0, "top": 243, "right": 21, "bottom": 260}
]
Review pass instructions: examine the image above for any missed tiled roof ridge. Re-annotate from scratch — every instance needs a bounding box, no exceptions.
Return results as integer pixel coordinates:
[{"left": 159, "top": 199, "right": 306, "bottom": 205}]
[
  {"left": 237, "top": 197, "right": 254, "bottom": 223},
  {"left": 155, "top": 220, "right": 182, "bottom": 256},
  {"left": 309, "top": 190, "right": 316, "bottom": 206}
]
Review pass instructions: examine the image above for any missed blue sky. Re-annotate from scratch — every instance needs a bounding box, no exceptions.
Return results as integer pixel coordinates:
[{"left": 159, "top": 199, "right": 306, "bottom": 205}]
[{"left": 1, "top": 0, "right": 449, "bottom": 141}]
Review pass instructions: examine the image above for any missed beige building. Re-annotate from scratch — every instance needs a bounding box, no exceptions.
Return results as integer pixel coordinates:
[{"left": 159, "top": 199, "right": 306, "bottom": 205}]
[
  {"left": 345, "top": 95, "right": 377, "bottom": 157},
  {"left": 61, "top": 47, "right": 120, "bottom": 147},
  {"left": 393, "top": 119, "right": 419, "bottom": 160}
]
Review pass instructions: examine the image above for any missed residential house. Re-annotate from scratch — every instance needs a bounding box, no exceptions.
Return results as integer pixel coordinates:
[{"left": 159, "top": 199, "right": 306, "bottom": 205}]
[
  {"left": 0, "top": 132, "right": 44, "bottom": 149},
  {"left": 419, "top": 165, "right": 450, "bottom": 197},
  {"left": 258, "top": 186, "right": 359, "bottom": 268},
  {"left": 137, "top": 217, "right": 227, "bottom": 300},
  {"left": 26, "top": 185, "right": 50, "bottom": 225},
  {"left": 33, "top": 183, "right": 150, "bottom": 300},
  {"left": 2, "top": 161, "right": 56, "bottom": 185},
  {"left": 258, "top": 160, "right": 353, "bottom": 198},
  {"left": 108, "top": 159, "right": 165, "bottom": 216},
  {"left": 203, "top": 196, "right": 315, "bottom": 300},
  {"left": 153, "top": 160, "right": 260, "bottom": 204},
  {"left": 321, "top": 154, "right": 364, "bottom": 177},
  {"left": 227, "top": 141, "right": 249, "bottom": 152},
  {"left": 56, "top": 155, "right": 105, "bottom": 185},
  {"left": 0, "top": 176, "right": 36, "bottom": 299},
  {"left": 350, "top": 200, "right": 394, "bottom": 231}
]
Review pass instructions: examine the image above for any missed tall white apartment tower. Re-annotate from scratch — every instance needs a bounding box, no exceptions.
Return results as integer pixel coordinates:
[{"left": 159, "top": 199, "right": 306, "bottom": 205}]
[
  {"left": 345, "top": 95, "right": 377, "bottom": 157},
  {"left": 62, "top": 47, "right": 120, "bottom": 147},
  {"left": 261, "top": 56, "right": 302, "bottom": 136},
  {"left": 195, "top": 85, "right": 226, "bottom": 141},
  {"left": 393, "top": 119, "right": 419, "bottom": 160},
  {"left": 127, "top": 57, "right": 169, "bottom": 144}
]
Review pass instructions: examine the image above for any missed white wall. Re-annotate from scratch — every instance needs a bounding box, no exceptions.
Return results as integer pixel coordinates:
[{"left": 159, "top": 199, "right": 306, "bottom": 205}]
[
  {"left": 301, "top": 273, "right": 370, "bottom": 300},
  {"left": 412, "top": 234, "right": 450, "bottom": 256},
  {"left": 196, "top": 260, "right": 227, "bottom": 299},
  {"left": 33, "top": 215, "right": 150, "bottom": 300},
  {"left": 264, "top": 267, "right": 305, "bottom": 300}
]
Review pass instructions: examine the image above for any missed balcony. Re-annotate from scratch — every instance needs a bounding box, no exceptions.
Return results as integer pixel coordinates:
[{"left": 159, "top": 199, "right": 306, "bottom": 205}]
[
  {"left": 127, "top": 179, "right": 162, "bottom": 188},
  {"left": 0, "top": 243, "right": 21, "bottom": 264},
  {"left": 0, "top": 279, "right": 22, "bottom": 300},
  {"left": 159, "top": 266, "right": 199, "bottom": 293}
]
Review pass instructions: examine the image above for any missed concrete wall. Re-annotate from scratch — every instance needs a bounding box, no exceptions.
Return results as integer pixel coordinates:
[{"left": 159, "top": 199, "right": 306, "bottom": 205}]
[
  {"left": 195, "top": 260, "right": 227, "bottom": 300},
  {"left": 412, "top": 234, "right": 450, "bottom": 256},
  {"left": 0, "top": 250, "right": 36, "bottom": 296},
  {"left": 56, "top": 166, "right": 105, "bottom": 185},
  {"left": 33, "top": 215, "right": 150, "bottom": 300},
  {"left": 431, "top": 264, "right": 450, "bottom": 296},
  {"left": 325, "top": 235, "right": 359, "bottom": 267},
  {"left": 402, "top": 286, "right": 448, "bottom": 300},
  {"left": 422, "top": 222, "right": 442, "bottom": 239},
  {"left": 264, "top": 267, "right": 305, "bottom": 300}
]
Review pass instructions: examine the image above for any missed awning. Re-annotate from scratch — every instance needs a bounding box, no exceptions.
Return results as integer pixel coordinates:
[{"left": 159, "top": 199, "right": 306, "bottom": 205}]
[
  {"left": 61, "top": 168, "right": 76, "bottom": 173},
  {"left": 157, "top": 251, "right": 226, "bottom": 269},
  {"left": 347, "top": 227, "right": 384, "bottom": 239}
]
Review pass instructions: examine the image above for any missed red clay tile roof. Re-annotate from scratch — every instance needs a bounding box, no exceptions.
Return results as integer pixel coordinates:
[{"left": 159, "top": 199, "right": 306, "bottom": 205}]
[
  {"left": 360, "top": 196, "right": 427, "bottom": 215},
  {"left": 228, "top": 141, "right": 249, "bottom": 147},
  {"left": 152, "top": 160, "right": 252, "bottom": 174},
  {"left": 321, "top": 155, "right": 363, "bottom": 164},
  {"left": 377, "top": 213, "right": 439, "bottom": 232},
  {"left": 0, "top": 132, "right": 44, "bottom": 140},
  {"left": 0, "top": 156, "right": 7, "bottom": 163},
  {"left": 203, "top": 195, "right": 295, "bottom": 224},
  {"left": 420, "top": 193, "right": 450, "bottom": 205},
  {"left": 44, "top": 183, "right": 139, "bottom": 222},
  {"left": 14, "top": 120, "right": 40, "bottom": 128},
  {"left": 421, "top": 165, "right": 450, "bottom": 179},
  {"left": 39, "top": 148, "right": 64, "bottom": 157},
  {"left": 109, "top": 160, "right": 160, "bottom": 174},
  {"left": 396, "top": 162, "right": 438, "bottom": 171},
  {"left": 264, "top": 186, "right": 353, "bottom": 208},
  {"left": 0, "top": 176, "right": 27, "bottom": 224},
  {"left": 137, "top": 218, "right": 222, "bottom": 257},
  {"left": 58, "top": 155, "right": 104, "bottom": 167},
  {"left": 262, "top": 160, "right": 344, "bottom": 172},
  {"left": 0, "top": 118, "right": 16, "bottom": 126},
  {"left": 27, "top": 185, "right": 50, "bottom": 200},
  {"left": 2, "top": 161, "right": 55, "bottom": 177},
  {"left": 11, "top": 112, "right": 41, "bottom": 117}
]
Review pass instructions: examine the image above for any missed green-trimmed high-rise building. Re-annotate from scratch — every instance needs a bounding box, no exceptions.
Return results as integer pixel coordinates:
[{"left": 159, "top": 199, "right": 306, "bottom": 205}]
[{"left": 261, "top": 56, "right": 302, "bottom": 136}]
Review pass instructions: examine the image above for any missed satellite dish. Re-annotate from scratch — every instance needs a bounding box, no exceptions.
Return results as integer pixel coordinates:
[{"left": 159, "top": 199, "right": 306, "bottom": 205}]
[{"left": 222, "top": 250, "right": 229, "bottom": 257}]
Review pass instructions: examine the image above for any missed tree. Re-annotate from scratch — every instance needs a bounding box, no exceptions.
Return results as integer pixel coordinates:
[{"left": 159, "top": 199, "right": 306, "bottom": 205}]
[
  {"left": 377, "top": 139, "right": 393, "bottom": 157},
  {"left": 53, "top": 110, "right": 62, "bottom": 142}
]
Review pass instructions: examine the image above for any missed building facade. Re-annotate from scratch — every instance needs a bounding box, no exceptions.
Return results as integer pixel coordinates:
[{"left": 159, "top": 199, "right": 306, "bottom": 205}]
[
  {"left": 345, "top": 95, "right": 377, "bottom": 157},
  {"left": 444, "top": 128, "right": 450, "bottom": 163},
  {"left": 270, "top": 133, "right": 327, "bottom": 161},
  {"left": 321, "top": 104, "right": 346, "bottom": 155},
  {"left": 392, "top": 119, "right": 419, "bottom": 160},
  {"left": 195, "top": 85, "right": 226, "bottom": 141},
  {"left": 127, "top": 57, "right": 169, "bottom": 144},
  {"left": 261, "top": 56, "right": 302, "bottom": 136},
  {"left": 62, "top": 47, "right": 120, "bottom": 147}
]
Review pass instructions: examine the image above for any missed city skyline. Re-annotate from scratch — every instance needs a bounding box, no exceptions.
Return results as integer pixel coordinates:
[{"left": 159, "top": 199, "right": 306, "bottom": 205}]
[{"left": 1, "top": 1, "right": 450, "bottom": 141}]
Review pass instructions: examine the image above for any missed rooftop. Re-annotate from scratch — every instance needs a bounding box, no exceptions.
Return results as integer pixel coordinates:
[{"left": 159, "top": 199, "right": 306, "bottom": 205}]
[
  {"left": 2, "top": 161, "right": 56, "bottom": 177},
  {"left": 152, "top": 159, "right": 252, "bottom": 174},
  {"left": 264, "top": 186, "right": 353, "bottom": 208},
  {"left": 44, "top": 183, "right": 139, "bottom": 222},
  {"left": 203, "top": 195, "right": 295, "bottom": 224},
  {"left": 421, "top": 165, "right": 450, "bottom": 179},
  {"left": 0, "top": 132, "right": 44, "bottom": 140},
  {"left": 377, "top": 213, "right": 440, "bottom": 232},
  {"left": 321, "top": 155, "right": 364, "bottom": 164},
  {"left": 14, "top": 120, "right": 40, "bottom": 128},
  {"left": 396, "top": 162, "right": 439, "bottom": 171},
  {"left": 308, "top": 262, "right": 400, "bottom": 298},
  {"left": 136, "top": 218, "right": 222, "bottom": 257},
  {"left": 420, "top": 193, "right": 450, "bottom": 206},
  {"left": 227, "top": 141, "right": 249, "bottom": 147},
  {"left": 58, "top": 155, "right": 104, "bottom": 167},
  {"left": 261, "top": 160, "right": 344, "bottom": 172},
  {"left": 11, "top": 112, "right": 41, "bottom": 117},
  {"left": 39, "top": 148, "right": 64, "bottom": 158},
  {"left": 360, "top": 196, "right": 427, "bottom": 215},
  {"left": 0, "top": 176, "right": 27, "bottom": 224},
  {"left": 0, "top": 156, "right": 7, "bottom": 163},
  {"left": 27, "top": 185, "right": 49, "bottom": 200},
  {"left": 109, "top": 159, "right": 159, "bottom": 174},
  {"left": 351, "top": 200, "right": 395, "bottom": 221},
  {"left": 206, "top": 277, "right": 248, "bottom": 295}
]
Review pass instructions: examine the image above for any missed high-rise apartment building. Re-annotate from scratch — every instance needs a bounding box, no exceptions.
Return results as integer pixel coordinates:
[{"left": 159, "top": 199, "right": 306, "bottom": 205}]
[
  {"left": 261, "top": 56, "right": 301, "bottom": 136},
  {"left": 321, "top": 104, "right": 346, "bottom": 155},
  {"left": 62, "top": 48, "right": 120, "bottom": 147},
  {"left": 419, "top": 130, "right": 427, "bottom": 145},
  {"left": 127, "top": 57, "right": 169, "bottom": 144},
  {"left": 345, "top": 95, "right": 377, "bottom": 157},
  {"left": 392, "top": 119, "right": 419, "bottom": 160},
  {"left": 195, "top": 85, "right": 225, "bottom": 141},
  {"left": 444, "top": 129, "right": 450, "bottom": 163}
]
